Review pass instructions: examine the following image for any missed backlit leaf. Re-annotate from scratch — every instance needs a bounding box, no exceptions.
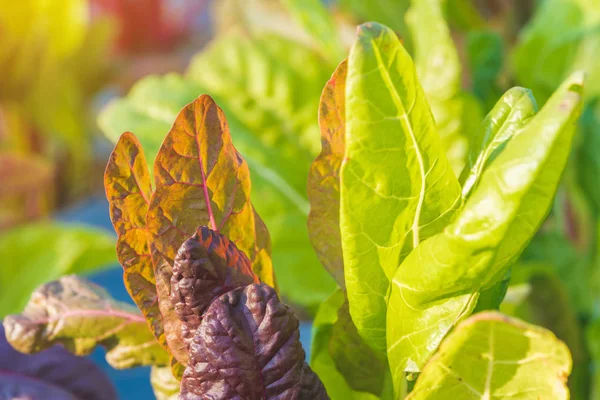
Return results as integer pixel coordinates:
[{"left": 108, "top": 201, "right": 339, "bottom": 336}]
[
  {"left": 308, "top": 60, "right": 347, "bottom": 288},
  {"left": 407, "top": 312, "right": 571, "bottom": 399},
  {"left": 387, "top": 73, "right": 584, "bottom": 387},
  {"left": 146, "top": 95, "right": 273, "bottom": 365},
  {"left": 459, "top": 87, "right": 538, "bottom": 199},
  {"left": 3, "top": 276, "right": 169, "bottom": 369},
  {"left": 407, "top": 0, "right": 482, "bottom": 174},
  {"left": 104, "top": 131, "right": 164, "bottom": 346},
  {"left": 341, "top": 22, "right": 461, "bottom": 354}
]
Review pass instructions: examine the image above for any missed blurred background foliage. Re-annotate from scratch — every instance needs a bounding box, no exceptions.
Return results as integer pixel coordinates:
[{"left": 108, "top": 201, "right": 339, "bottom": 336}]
[{"left": 2, "top": 0, "right": 600, "bottom": 397}]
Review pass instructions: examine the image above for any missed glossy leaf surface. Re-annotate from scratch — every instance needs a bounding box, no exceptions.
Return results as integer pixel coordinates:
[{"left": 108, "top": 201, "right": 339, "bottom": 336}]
[
  {"left": 105, "top": 131, "right": 163, "bottom": 345},
  {"left": 3, "top": 276, "right": 169, "bottom": 369},
  {"left": 147, "top": 94, "right": 273, "bottom": 365},
  {"left": 180, "top": 283, "right": 328, "bottom": 399},
  {"left": 407, "top": 312, "right": 571, "bottom": 399},
  {"left": 459, "top": 87, "right": 538, "bottom": 199},
  {"left": 170, "top": 226, "right": 259, "bottom": 344},
  {"left": 307, "top": 60, "right": 347, "bottom": 288},
  {"left": 387, "top": 73, "right": 584, "bottom": 386},
  {"left": 341, "top": 22, "right": 461, "bottom": 354}
]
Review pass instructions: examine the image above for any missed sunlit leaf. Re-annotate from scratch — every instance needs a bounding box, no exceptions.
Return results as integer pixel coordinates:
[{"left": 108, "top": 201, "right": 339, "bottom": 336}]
[
  {"left": 341, "top": 22, "right": 461, "bottom": 355},
  {"left": 407, "top": 312, "right": 571, "bottom": 399},
  {"left": 387, "top": 73, "right": 583, "bottom": 387},
  {"left": 3, "top": 276, "right": 169, "bottom": 369},
  {"left": 459, "top": 87, "right": 538, "bottom": 199},
  {"left": 105, "top": 131, "right": 164, "bottom": 346},
  {"left": 308, "top": 60, "right": 347, "bottom": 288},
  {"left": 146, "top": 95, "right": 273, "bottom": 365}
]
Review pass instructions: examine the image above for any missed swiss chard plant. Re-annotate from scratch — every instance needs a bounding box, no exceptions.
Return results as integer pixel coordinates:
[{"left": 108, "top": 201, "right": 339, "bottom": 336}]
[{"left": 1, "top": 15, "right": 586, "bottom": 400}]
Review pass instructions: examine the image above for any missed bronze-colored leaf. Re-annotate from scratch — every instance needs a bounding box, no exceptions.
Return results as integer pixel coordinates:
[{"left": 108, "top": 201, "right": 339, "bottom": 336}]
[
  {"left": 147, "top": 95, "right": 274, "bottom": 365},
  {"left": 104, "top": 132, "right": 164, "bottom": 346},
  {"left": 307, "top": 60, "right": 347, "bottom": 288}
]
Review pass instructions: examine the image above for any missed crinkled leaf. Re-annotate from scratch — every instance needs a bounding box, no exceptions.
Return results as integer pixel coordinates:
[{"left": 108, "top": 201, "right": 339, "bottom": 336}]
[
  {"left": 151, "top": 366, "right": 179, "bottom": 400},
  {"left": 407, "top": 0, "right": 482, "bottom": 174},
  {"left": 341, "top": 22, "right": 461, "bottom": 354},
  {"left": 307, "top": 60, "right": 347, "bottom": 288},
  {"left": 459, "top": 87, "right": 538, "bottom": 199},
  {"left": 310, "top": 290, "right": 380, "bottom": 400},
  {"left": 513, "top": 0, "right": 600, "bottom": 102},
  {"left": 104, "top": 131, "right": 164, "bottom": 346},
  {"left": 170, "top": 226, "right": 259, "bottom": 344},
  {"left": 3, "top": 275, "right": 168, "bottom": 369},
  {"left": 186, "top": 33, "right": 337, "bottom": 311},
  {"left": 387, "top": 73, "right": 583, "bottom": 386},
  {"left": 180, "top": 283, "right": 328, "bottom": 399},
  {"left": 147, "top": 94, "right": 273, "bottom": 365},
  {"left": 330, "top": 299, "right": 388, "bottom": 396},
  {"left": 0, "top": 324, "right": 117, "bottom": 400},
  {"left": 407, "top": 312, "right": 571, "bottom": 399},
  {"left": 101, "top": 35, "right": 337, "bottom": 311},
  {"left": 0, "top": 221, "right": 116, "bottom": 317}
]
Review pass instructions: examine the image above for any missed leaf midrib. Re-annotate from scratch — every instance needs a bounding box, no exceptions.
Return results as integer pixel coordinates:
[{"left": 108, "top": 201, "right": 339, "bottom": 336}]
[{"left": 371, "top": 39, "right": 426, "bottom": 248}]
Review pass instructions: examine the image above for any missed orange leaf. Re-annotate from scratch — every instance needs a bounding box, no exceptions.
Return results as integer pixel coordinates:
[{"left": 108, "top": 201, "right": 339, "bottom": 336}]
[
  {"left": 147, "top": 95, "right": 274, "bottom": 365},
  {"left": 307, "top": 60, "right": 347, "bottom": 288},
  {"left": 104, "top": 132, "right": 165, "bottom": 347}
]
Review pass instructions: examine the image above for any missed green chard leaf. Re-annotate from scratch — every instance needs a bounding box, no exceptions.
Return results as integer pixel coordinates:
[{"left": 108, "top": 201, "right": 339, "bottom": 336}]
[
  {"left": 407, "top": 312, "right": 571, "bottom": 399},
  {"left": 146, "top": 95, "right": 274, "bottom": 365},
  {"left": 0, "top": 221, "right": 116, "bottom": 317},
  {"left": 386, "top": 72, "right": 584, "bottom": 389},
  {"left": 3, "top": 276, "right": 169, "bottom": 369},
  {"left": 336, "top": 0, "right": 411, "bottom": 41},
  {"left": 104, "top": 131, "right": 164, "bottom": 347},
  {"left": 407, "top": 0, "right": 483, "bottom": 175},
  {"left": 500, "top": 263, "right": 589, "bottom": 398},
  {"left": 341, "top": 22, "right": 461, "bottom": 355},
  {"left": 459, "top": 87, "right": 538, "bottom": 199},
  {"left": 308, "top": 60, "right": 347, "bottom": 288},
  {"left": 310, "top": 290, "right": 381, "bottom": 400}
]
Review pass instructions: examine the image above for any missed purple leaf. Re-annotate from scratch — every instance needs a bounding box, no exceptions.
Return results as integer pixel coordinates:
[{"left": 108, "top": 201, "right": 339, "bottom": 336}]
[
  {"left": 170, "top": 226, "right": 259, "bottom": 344},
  {"left": 179, "top": 284, "right": 328, "bottom": 399},
  {"left": 0, "top": 324, "right": 116, "bottom": 400}
]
